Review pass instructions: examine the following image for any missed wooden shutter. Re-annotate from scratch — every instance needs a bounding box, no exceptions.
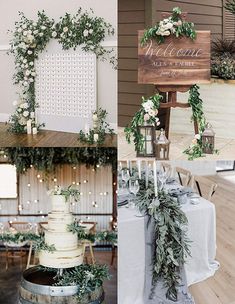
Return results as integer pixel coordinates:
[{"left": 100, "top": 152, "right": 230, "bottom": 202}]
[{"left": 223, "top": 6, "right": 235, "bottom": 40}]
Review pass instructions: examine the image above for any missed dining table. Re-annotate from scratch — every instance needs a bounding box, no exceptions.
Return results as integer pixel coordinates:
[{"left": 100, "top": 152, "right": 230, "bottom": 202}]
[{"left": 118, "top": 181, "right": 220, "bottom": 304}]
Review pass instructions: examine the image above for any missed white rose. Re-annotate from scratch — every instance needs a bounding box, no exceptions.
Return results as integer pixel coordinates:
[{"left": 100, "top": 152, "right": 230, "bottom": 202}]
[
  {"left": 166, "top": 23, "right": 173, "bottom": 29},
  {"left": 19, "top": 117, "right": 27, "bottom": 126},
  {"left": 21, "top": 64, "right": 25, "bottom": 68},
  {"left": 18, "top": 28, "right": 23, "bottom": 33},
  {"left": 29, "top": 78, "right": 34, "bottom": 82},
  {"left": 30, "top": 112, "right": 35, "bottom": 118},
  {"left": 28, "top": 30, "right": 32, "bottom": 34},
  {"left": 23, "top": 81, "right": 28, "bottom": 87},
  {"left": 25, "top": 64, "right": 29, "bottom": 68},
  {"left": 23, "top": 59, "right": 27, "bottom": 63},
  {"left": 52, "top": 31, "right": 57, "bottom": 38},
  {"left": 23, "top": 111, "right": 29, "bottom": 117},
  {"left": 39, "top": 33, "right": 43, "bottom": 37},
  {"left": 31, "top": 72, "right": 36, "bottom": 77},
  {"left": 41, "top": 26, "right": 46, "bottom": 30},
  {"left": 162, "top": 30, "right": 171, "bottom": 36},
  {"left": 148, "top": 109, "right": 155, "bottom": 117},
  {"left": 20, "top": 56, "right": 24, "bottom": 60},
  {"left": 89, "top": 29, "right": 93, "bottom": 34},
  {"left": 60, "top": 33, "right": 64, "bottom": 38},
  {"left": 22, "top": 24, "right": 27, "bottom": 29},
  {"left": 23, "top": 31, "right": 28, "bottom": 36},
  {"left": 33, "top": 30, "right": 38, "bottom": 35},
  {"left": 29, "top": 62, "right": 34, "bottom": 66},
  {"left": 22, "top": 103, "right": 29, "bottom": 109},
  {"left": 25, "top": 70, "right": 30, "bottom": 76},
  {"left": 33, "top": 22, "right": 37, "bottom": 27},
  {"left": 63, "top": 27, "right": 68, "bottom": 33},
  {"left": 17, "top": 108, "right": 23, "bottom": 113},
  {"left": 83, "top": 29, "right": 89, "bottom": 37},
  {"left": 28, "top": 50, "right": 33, "bottom": 55}
]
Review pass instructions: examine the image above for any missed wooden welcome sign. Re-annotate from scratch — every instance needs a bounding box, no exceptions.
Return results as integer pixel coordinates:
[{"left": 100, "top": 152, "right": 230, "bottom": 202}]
[{"left": 138, "top": 31, "right": 211, "bottom": 85}]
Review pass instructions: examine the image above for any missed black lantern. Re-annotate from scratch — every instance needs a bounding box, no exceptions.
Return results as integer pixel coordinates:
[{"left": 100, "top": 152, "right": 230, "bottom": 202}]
[
  {"left": 154, "top": 129, "right": 170, "bottom": 160},
  {"left": 202, "top": 123, "right": 215, "bottom": 154},
  {"left": 136, "top": 125, "right": 156, "bottom": 157}
]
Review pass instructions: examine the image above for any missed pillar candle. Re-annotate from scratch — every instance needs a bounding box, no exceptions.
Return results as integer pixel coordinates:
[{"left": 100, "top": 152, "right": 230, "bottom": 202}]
[
  {"left": 26, "top": 120, "right": 32, "bottom": 134},
  {"left": 153, "top": 160, "right": 158, "bottom": 197},
  {"left": 32, "top": 127, "right": 38, "bottom": 135},
  {"left": 137, "top": 160, "right": 141, "bottom": 179},
  {"left": 94, "top": 133, "right": 99, "bottom": 142}
]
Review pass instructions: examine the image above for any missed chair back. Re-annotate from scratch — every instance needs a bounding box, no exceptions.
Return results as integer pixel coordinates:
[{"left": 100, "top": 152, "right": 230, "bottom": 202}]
[
  {"left": 191, "top": 176, "right": 218, "bottom": 201},
  {"left": 175, "top": 167, "right": 191, "bottom": 187},
  {"left": 161, "top": 162, "right": 172, "bottom": 176},
  {"left": 80, "top": 221, "right": 97, "bottom": 234},
  {"left": 8, "top": 221, "right": 31, "bottom": 232}
]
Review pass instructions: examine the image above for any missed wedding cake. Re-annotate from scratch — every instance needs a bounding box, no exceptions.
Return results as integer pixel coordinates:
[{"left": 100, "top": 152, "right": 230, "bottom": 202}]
[{"left": 39, "top": 192, "right": 84, "bottom": 269}]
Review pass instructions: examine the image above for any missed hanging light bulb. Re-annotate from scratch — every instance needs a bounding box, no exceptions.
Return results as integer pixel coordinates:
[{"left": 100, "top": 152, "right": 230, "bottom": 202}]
[
  {"left": 88, "top": 191, "right": 92, "bottom": 195},
  {"left": 39, "top": 179, "right": 43, "bottom": 183},
  {"left": 83, "top": 180, "right": 88, "bottom": 184},
  {"left": 34, "top": 199, "right": 39, "bottom": 203},
  {"left": 73, "top": 166, "right": 77, "bottom": 170},
  {"left": 37, "top": 174, "right": 41, "bottom": 178},
  {"left": 27, "top": 183, "right": 31, "bottom": 187},
  {"left": 72, "top": 181, "right": 76, "bottom": 185},
  {"left": 53, "top": 178, "right": 57, "bottom": 182},
  {"left": 27, "top": 200, "right": 31, "bottom": 205},
  {"left": 76, "top": 182, "right": 80, "bottom": 186}
]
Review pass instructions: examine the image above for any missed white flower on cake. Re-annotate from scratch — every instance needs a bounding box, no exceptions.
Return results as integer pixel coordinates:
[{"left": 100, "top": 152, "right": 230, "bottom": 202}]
[
  {"left": 143, "top": 100, "right": 154, "bottom": 112},
  {"left": 52, "top": 31, "right": 57, "bottom": 38},
  {"left": 63, "top": 27, "right": 69, "bottom": 33},
  {"left": 23, "top": 111, "right": 29, "bottom": 117}
]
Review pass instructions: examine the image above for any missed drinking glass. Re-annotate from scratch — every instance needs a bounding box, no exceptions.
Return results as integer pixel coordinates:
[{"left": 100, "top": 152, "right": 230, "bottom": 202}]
[
  {"left": 129, "top": 180, "right": 140, "bottom": 197},
  {"left": 121, "top": 169, "right": 130, "bottom": 188}
]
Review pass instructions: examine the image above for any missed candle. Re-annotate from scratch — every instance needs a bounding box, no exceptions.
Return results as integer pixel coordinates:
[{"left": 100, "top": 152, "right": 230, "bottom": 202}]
[
  {"left": 26, "top": 120, "right": 32, "bottom": 134},
  {"left": 92, "top": 113, "right": 99, "bottom": 130},
  {"left": 94, "top": 133, "right": 99, "bottom": 142},
  {"left": 129, "top": 161, "right": 132, "bottom": 175},
  {"left": 153, "top": 160, "right": 158, "bottom": 197},
  {"left": 145, "top": 161, "right": 149, "bottom": 188},
  {"left": 137, "top": 160, "right": 141, "bottom": 179},
  {"left": 32, "top": 127, "right": 38, "bottom": 135}
]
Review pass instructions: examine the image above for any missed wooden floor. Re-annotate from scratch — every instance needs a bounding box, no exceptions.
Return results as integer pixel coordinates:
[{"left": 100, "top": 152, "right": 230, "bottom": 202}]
[
  {"left": 0, "top": 249, "right": 117, "bottom": 304},
  {"left": 0, "top": 123, "right": 117, "bottom": 147},
  {"left": 189, "top": 172, "right": 235, "bottom": 304}
]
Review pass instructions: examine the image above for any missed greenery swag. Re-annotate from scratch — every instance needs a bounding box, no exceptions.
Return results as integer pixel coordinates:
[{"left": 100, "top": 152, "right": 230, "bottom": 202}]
[
  {"left": 141, "top": 7, "right": 196, "bottom": 46},
  {"left": 124, "top": 85, "right": 218, "bottom": 160},
  {"left": 40, "top": 264, "right": 109, "bottom": 300},
  {"left": 136, "top": 177, "right": 190, "bottom": 301},
  {"left": 124, "top": 95, "right": 162, "bottom": 152},
  {"left": 1, "top": 147, "right": 117, "bottom": 173},
  {"left": 78, "top": 108, "right": 115, "bottom": 145},
  {"left": 8, "top": 9, "right": 116, "bottom": 133}
]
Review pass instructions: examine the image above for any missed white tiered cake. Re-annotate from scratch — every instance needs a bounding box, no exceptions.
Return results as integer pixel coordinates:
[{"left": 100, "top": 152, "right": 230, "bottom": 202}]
[{"left": 39, "top": 194, "right": 84, "bottom": 269}]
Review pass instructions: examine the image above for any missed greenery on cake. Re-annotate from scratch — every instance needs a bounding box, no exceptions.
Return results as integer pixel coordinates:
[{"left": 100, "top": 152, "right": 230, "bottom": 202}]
[
  {"left": 48, "top": 185, "right": 80, "bottom": 202},
  {"left": 67, "top": 222, "right": 117, "bottom": 245}
]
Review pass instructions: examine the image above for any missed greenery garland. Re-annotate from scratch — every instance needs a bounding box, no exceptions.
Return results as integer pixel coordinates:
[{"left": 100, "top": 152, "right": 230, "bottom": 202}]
[
  {"left": 183, "top": 85, "right": 219, "bottom": 160},
  {"left": 1, "top": 147, "right": 117, "bottom": 173},
  {"left": 8, "top": 9, "right": 116, "bottom": 133},
  {"left": 0, "top": 232, "right": 55, "bottom": 252},
  {"left": 135, "top": 177, "right": 190, "bottom": 301},
  {"left": 141, "top": 7, "right": 196, "bottom": 46},
  {"left": 124, "top": 95, "right": 162, "bottom": 152},
  {"left": 67, "top": 222, "right": 117, "bottom": 245},
  {"left": 78, "top": 108, "right": 115, "bottom": 145},
  {"left": 40, "top": 264, "right": 110, "bottom": 300}
]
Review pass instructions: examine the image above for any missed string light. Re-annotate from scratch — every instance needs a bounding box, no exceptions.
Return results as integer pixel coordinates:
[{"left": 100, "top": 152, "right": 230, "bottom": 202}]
[
  {"left": 39, "top": 179, "right": 43, "bottom": 183},
  {"left": 27, "top": 183, "right": 31, "bottom": 187},
  {"left": 27, "top": 200, "right": 31, "bottom": 204},
  {"left": 53, "top": 178, "right": 57, "bottom": 182},
  {"left": 72, "top": 181, "right": 76, "bottom": 185},
  {"left": 80, "top": 192, "right": 83, "bottom": 196},
  {"left": 96, "top": 164, "right": 100, "bottom": 168},
  {"left": 37, "top": 174, "right": 41, "bottom": 178},
  {"left": 88, "top": 191, "right": 92, "bottom": 195},
  {"left": 18, "top": 205, "right": 23, "bottom": 211},
  {"left": 30, "top": 164, "right": 33, "bottom": 168},
  {"left": 34, "top": 199, "right": 39, "bottom": 203},
  {"left": 76, "top": 182, "right": 80, "bottom": 186},
  {"left": 73, "top": 166, "right": 77, "bottom": 170},
  {"left": 83, "top": 180, "right": 88, "bottom": 184}
]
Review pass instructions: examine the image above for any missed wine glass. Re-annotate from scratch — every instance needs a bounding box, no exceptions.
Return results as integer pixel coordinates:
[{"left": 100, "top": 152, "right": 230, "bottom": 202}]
[
  {"left": 129, "top": 180, "right": 140, "bottom": 197},
  {"left": 121, "top": 169, "right": 130, "bottom": 189},
  {"left": 158, "top": 170, "right": 168, "bottom": 190}
]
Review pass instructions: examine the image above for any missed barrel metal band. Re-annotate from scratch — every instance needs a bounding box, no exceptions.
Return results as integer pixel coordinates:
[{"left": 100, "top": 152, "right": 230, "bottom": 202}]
[{"left": 19, "top": 292, "right": 105, "bottom": 304}]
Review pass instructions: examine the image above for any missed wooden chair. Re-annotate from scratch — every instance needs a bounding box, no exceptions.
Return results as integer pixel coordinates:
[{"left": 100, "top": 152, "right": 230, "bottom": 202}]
[
  {"left": 161, "top": 162, "right": 172, "bottom": 176},
  {"left": 175, "top": 167, "right": 191, "bottom": 187},
  {"left": 191, "top": 176, "right": 218, "bottom": 201},
  {"left": 80, "top": 221, "right": 97, "bottom": 264},
  {"left": 5, "top": 222, "right": 30, "bottom": 270}
]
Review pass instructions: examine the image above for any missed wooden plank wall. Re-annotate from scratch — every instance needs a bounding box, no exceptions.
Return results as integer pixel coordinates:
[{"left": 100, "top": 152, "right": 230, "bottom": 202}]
[
  {"left": 0, "top": 165, "right": 113, "bottom": 231},
  {"left": 118, "top": 0, "right": 154, "bottom": 127}
]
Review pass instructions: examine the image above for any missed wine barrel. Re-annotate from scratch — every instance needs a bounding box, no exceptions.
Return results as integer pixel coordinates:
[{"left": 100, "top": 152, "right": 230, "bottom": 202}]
[{"left": 19, "top": 267, "right": 105, "bottom": 304}]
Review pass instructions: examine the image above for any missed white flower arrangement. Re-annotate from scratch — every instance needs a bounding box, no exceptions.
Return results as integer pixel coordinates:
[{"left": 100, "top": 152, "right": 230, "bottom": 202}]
[{"left": 142, "top": 99, "right": 160, "bottom": 126}]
